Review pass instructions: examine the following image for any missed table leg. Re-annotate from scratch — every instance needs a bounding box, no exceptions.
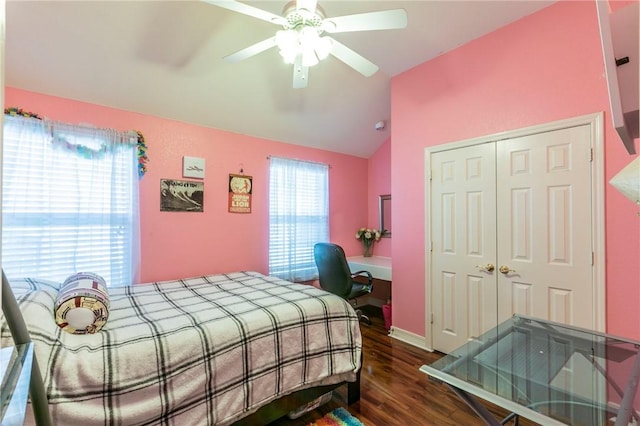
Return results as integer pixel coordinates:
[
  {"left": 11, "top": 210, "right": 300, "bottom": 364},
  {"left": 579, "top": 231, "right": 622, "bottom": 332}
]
[
  {"left": 614, "top": 346, "right": 640, "bottom": 426},
  {"left": 447, "top": 384, "right": 502, "bottom": 426}
]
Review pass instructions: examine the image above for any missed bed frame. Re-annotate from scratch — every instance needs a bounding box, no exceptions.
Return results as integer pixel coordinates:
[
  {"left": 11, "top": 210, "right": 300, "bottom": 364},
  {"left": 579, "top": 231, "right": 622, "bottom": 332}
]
[{"left": 235, "top": 366, "right": 360, "bottom": 425}]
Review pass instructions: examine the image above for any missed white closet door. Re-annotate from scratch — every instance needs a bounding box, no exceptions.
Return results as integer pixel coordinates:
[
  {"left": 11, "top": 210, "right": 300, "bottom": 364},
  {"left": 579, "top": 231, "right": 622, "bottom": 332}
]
[
  {"left": 496, "top": 124, "right": 594, "bottom": 328},
  {"left": 431, "top": 143, "right": 497, "bottom": 354},
  {"left": 495, "top": 124, "right": 599, "bottom": 417},
  {"left": 430, "top": 123, "right": 595, "bottom": 354}
]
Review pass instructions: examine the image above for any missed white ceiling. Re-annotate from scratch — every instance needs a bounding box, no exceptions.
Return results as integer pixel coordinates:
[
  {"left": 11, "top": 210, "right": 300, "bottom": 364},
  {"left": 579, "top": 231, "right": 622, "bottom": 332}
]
[{"left": 5, "top": 1, "right": 555, "bottom": 158}]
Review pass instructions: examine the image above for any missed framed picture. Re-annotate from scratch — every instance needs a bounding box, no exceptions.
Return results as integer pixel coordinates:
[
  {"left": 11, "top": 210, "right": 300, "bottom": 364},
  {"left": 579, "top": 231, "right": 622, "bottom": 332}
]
[
  {"left": 183, "top": 156, "right": 205, "bottom": 179},
  {"left": 160, "top": 179, "right": 204, "bottom": 212},
  {"left": 228, "top": 174, "right": 252, "bottom": 213}
]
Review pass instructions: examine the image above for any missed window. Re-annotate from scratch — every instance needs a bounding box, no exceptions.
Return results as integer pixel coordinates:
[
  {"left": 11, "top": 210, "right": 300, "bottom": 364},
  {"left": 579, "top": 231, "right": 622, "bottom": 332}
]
[
  {"left": 2, "top": 115, "right": 140, "bottom": 286},
  {"left": 269, "top": 157, "right": 329, "bottom": 282}
]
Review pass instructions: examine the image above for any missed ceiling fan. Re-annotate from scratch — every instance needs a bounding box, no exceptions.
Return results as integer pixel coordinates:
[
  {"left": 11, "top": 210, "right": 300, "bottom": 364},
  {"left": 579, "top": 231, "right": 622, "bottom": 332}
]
[{"left": 204, "top": 0, "right": 408, "bottom": 88}]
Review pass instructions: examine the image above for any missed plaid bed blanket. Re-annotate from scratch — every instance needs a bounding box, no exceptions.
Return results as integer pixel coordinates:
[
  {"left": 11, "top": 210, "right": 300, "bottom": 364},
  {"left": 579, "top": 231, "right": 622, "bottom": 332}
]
[{"left": 1, "top": 271, "right": 362, "bottom": 425}]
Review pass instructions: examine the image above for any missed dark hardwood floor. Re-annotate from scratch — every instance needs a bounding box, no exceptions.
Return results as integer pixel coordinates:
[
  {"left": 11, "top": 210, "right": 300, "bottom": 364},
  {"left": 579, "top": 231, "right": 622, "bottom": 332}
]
[{"left": 269, "top": 306, "right": 539, "bottom": 426}]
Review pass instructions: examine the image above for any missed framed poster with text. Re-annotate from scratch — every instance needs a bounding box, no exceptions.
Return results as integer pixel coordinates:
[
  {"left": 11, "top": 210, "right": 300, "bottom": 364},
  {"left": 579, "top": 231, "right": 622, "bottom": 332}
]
[
  {"left": 228, "top": 174, "right": 252, "bottom": 213},
  {"left": 160, "top": 179, "right": 204, "bottom": 212}
]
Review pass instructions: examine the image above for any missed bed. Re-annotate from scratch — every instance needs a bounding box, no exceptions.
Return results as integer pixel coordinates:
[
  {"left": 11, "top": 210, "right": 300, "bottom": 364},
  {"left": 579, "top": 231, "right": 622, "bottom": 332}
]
[{"left": 1, "top": 271, "right": 362, "bottom": 425}]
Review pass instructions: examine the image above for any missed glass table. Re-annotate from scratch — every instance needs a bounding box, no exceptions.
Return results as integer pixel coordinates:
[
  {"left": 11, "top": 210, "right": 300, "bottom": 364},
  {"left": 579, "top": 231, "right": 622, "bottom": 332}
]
[
  {"left": 1, "top": 343, "right": 34, "bottom": 425},
  {"left": 420, "top": 316, "right": 640, "bottom": 426}
]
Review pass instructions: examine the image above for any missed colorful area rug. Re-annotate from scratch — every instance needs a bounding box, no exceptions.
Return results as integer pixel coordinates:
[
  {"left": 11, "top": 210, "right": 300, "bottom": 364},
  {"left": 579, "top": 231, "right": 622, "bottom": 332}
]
[{"left": 307, "top": 407, "right": 364, "bottom": 426}]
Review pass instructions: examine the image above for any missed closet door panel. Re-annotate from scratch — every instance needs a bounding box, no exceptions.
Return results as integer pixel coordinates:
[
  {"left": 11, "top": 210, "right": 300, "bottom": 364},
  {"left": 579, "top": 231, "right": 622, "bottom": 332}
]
[
  {"left": 496, "top": 125, "right": 593, "bottom": 328},
  {"left": 431, "top": 144, "right": 497, "bottom": 354}
]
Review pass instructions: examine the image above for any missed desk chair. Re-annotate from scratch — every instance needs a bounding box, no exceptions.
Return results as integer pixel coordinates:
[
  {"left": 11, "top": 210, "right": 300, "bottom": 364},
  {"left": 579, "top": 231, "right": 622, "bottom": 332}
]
[{"left": 313, "top": 243, "right": 373, "bottom": 325}]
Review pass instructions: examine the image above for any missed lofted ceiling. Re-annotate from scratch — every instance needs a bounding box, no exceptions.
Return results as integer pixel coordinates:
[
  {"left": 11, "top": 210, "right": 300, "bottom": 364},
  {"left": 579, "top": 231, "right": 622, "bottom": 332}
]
[{"left": 5, "top": 1, "right": 555, "bottom": 158}]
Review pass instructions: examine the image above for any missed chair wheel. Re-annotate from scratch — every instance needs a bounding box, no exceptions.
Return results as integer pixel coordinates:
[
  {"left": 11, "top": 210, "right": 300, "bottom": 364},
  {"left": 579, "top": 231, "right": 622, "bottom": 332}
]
[{"left": 356, "top": 310, "right": 372, "bottom": 326}]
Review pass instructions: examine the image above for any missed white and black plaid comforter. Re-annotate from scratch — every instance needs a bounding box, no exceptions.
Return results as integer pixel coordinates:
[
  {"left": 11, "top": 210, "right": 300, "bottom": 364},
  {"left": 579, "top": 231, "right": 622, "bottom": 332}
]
[{"left": 1, "top": 271, "right": 362, "bottom": 425}]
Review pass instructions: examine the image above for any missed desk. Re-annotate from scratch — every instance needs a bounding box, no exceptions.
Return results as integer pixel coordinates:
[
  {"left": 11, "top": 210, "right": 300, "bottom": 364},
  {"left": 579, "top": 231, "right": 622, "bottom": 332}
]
[
  {"left": 347, "top": 256, "right": 392, "bottom": 281},
  {"left": 347, "top": 256, "right": 392, "bottom": 308},
  {"left": 420, "top": 316, "right": 640, "bottom": 426}
]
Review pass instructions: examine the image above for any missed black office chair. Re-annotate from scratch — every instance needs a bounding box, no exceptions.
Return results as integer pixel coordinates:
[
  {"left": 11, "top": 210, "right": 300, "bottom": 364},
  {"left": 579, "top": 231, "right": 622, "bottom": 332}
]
[{"left": 313, "top": 242, "right": 373, "bottom": 325}]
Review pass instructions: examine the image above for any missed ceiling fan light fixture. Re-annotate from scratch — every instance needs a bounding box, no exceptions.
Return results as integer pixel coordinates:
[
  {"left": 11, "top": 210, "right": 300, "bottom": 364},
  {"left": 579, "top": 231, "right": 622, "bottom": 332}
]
[
  {"left": 299, "top": 26, "right": 318, "bottom": 43},
  {"left": 276, "top": 25, "right": 331, "bottom": 68},
  {"left": 279, "top": 50, "right": 297, "bottom": 65},
  {"left": 314, "top": 36, "right": 332, "bottom": 60},
  {"left": 302, "top": 49, "right": 319, "bottom": 67},
  {"left": 276, "top": 30, "right": 298, "bottom": 63},
  {"left": 276, "top": 30, "right": 297, "bottom": 49}
]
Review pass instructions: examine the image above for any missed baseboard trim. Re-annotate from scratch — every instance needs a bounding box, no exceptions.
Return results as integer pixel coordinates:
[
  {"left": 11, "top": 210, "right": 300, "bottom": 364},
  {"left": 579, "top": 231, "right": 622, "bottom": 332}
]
[{"left": 389, "top": 326, "right": 432, "bottom": 352}]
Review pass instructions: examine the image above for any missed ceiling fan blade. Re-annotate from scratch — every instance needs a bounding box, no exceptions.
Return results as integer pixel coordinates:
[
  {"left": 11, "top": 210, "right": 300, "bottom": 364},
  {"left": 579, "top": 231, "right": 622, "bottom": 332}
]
[
  {"left": 323, "top": 9, "right": 407, "bottom": 33},
  {"left": 202, "top": 0, "right": 286, "bottom": 26},
  {"left": 327, "top": 37, "right": 378, "bottom": 77},
  {"left": 296, "top": 0, "right": 317, "bottom": 14},
  {"left": 292, "top": 56, "right": 309, "bottom": 89},
  {"left": 223, "top": 36, "right": 277, "bottom": 63}
]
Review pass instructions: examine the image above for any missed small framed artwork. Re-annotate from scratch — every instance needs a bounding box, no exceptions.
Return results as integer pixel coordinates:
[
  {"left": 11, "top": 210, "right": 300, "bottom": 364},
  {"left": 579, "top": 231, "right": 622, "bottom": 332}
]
[
  {"left": 183, "top": 156, "right": 205, "bottom": 179},
  {"left": 228, "top": 174, "right": 252, "bottom": 213},
  {"left": 160, "top": 179, "right": 204, "bottom": 212}
]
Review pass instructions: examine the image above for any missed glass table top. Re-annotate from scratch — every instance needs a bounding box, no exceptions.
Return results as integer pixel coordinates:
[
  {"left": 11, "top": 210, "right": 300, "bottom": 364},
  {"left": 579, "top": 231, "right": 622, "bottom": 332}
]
[
  {"left": 420, "top": 316, "right": 640, "bottom": 426},
  {"left": 1, "top": 343, "right": 34, "bottom": 425}
]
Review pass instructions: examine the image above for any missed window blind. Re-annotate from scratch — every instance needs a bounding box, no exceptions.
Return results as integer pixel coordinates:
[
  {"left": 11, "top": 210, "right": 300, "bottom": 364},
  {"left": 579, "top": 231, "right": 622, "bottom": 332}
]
[
  {"left": 268, "top": 157, "right": 329, "bottom": 282},
  {"left": 2, "top": 115, "right": 140, "bottom": 286}
]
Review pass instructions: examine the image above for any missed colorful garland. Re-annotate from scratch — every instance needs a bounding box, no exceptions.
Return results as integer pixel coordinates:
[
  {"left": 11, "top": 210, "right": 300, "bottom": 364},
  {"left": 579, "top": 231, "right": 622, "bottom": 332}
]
[
  {"left": 136, "top": 130, "right": 148, "bottom": 177},
  {"left": 51, "top": 132, "right": 114, "bottom": 159},
  {"left": 4, "top": 107, "right": 149, "bottom": 177},
  {"left": 4, "top": 107, "right": 42, "bottom": 120}
]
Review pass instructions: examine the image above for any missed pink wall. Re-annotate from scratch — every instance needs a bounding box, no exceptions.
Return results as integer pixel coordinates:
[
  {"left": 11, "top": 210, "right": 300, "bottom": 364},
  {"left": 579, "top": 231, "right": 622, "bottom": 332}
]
[
  {"left": 5, "top": 87, "right": 370, "bottom": 284},
  {"left": 5, "top": 0, "right": 639, "bottom": 340},
  {"left": 390, "top": 1, "right": 640, "bottom": 339},
  {"left": 367, "top": 137, "right": 391, "bottom": 258}
]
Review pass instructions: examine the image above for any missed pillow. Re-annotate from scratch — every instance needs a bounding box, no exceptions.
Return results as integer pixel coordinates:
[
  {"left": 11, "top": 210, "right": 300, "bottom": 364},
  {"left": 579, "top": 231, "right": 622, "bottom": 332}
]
[{"left": 55, "top": 272, "right": 110, "bottom": 334}]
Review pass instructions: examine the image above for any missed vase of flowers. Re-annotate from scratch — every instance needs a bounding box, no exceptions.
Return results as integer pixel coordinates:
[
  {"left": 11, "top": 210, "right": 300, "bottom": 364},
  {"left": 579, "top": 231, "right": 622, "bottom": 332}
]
[{"left": 356, "top": 227, "right": 381, "bottom": 257}]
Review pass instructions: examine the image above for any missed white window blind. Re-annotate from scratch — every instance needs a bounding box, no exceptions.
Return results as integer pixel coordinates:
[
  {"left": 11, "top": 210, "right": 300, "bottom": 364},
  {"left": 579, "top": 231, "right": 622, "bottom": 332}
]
[
  {"left": 2, "top": 115, "right": 140, "bottom": 286},
  {"left": 268, "top": 157, "right": 329, "bottom": 282}
]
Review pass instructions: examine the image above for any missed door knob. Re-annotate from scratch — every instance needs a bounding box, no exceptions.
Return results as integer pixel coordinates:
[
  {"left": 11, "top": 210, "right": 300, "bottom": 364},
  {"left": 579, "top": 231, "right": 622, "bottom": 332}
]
[
  {"left": 475, "top": 263, "right": 495, "bottom": 272},
  {"left": 499, "top": 265, "right": 516, "bottom": 274}
]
